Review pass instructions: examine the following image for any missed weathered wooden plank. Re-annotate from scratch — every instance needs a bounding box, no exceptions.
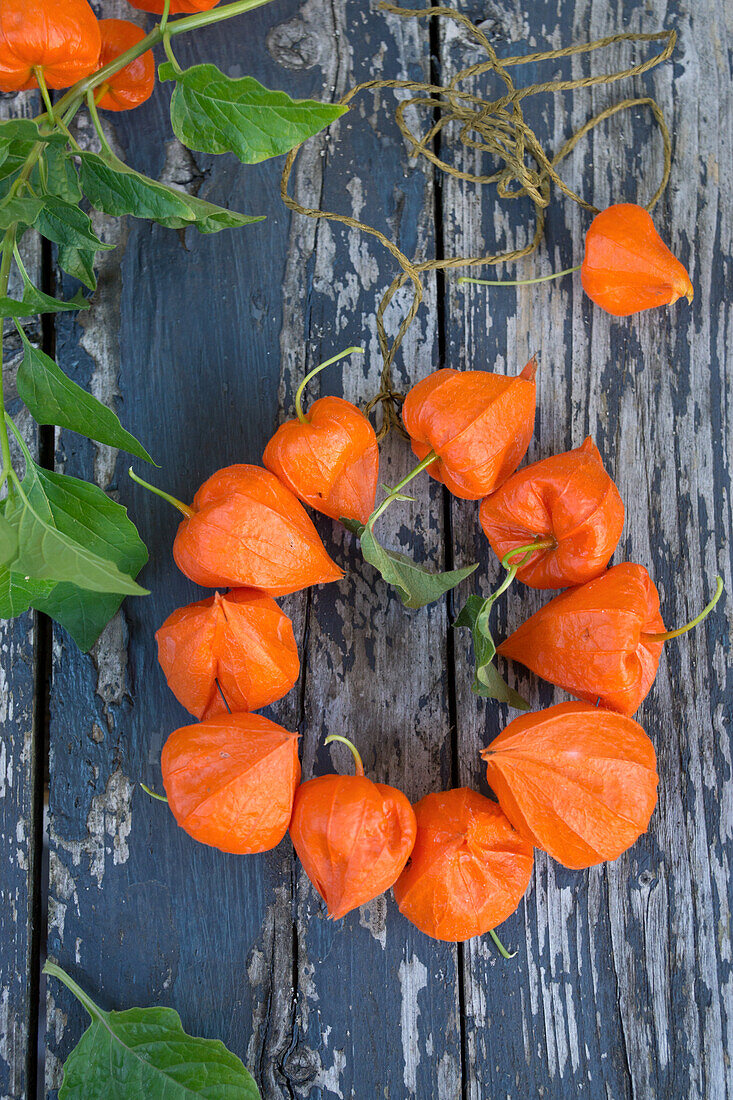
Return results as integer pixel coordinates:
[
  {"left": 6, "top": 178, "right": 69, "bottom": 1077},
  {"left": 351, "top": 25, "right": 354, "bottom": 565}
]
[
  {"left": 247, "top": 1, "right": 464, "bottom": 1095},
  {"left": 0, "top": 88, "right": 44, "bottom": 1100},
  {"left": 441, "top": 0, "right": 732, "bottom": 1096},
  {"left": 42, "top": 2, "right": 333, "bottom": 1095}
]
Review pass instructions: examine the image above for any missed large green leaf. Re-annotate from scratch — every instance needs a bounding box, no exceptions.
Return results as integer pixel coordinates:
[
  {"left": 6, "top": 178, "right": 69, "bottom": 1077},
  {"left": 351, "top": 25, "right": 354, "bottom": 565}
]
[
  {"left": 16, "top": 335, "right": 154, "bottom": 463},
  {"left": 0, "top": 511, "right": 18, "bottom": 565},
  {"left": 0, "top": 118, "right": 67, "bottom": 153},
  {"left": 4, "top": 461, "right": 147, "bottom": 596},
  {"left": 358, "top": 525, "right": 477, "bottom": 609},
  {"left": 36, "top": 195, "right": 110, "bottom": 252},
  {"left": 78, "top": 151, "right": 263, "bottom": 234},
  {"left": 43, "top": 962, "right": 261, "bottom": 1100},
  {"left": 0, "top": 195, "right": 43, "bottom": 230},
  {"left": 0, "top": 277, "right": 89, "bottom": 319},
  {"left": 32, "top": 586, "right": 126, "bottom": 652},
  {"left": 0, "top": 564, "right": 54, "bottom": 619},
  {"left": 159, "top": 62, "right": 347, "bottom": 165},
  {"left": 34, "top": 146, "right": 82, "bottom": 203},
  {"left": 454, "top": 594, "right": 529, "bottom": 709}
]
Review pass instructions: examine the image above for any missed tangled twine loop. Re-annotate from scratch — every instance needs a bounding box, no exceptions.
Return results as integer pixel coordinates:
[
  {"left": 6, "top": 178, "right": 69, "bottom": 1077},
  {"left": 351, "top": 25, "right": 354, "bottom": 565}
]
[{"left": 281, "top": 2, "right": 675, "bottom": 439}]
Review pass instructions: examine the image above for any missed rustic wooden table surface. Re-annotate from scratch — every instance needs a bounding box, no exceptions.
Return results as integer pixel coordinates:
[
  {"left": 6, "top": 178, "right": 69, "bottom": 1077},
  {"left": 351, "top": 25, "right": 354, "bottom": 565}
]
[{"left": 1, "top": 0, "right": 731, "bottom": 1097}]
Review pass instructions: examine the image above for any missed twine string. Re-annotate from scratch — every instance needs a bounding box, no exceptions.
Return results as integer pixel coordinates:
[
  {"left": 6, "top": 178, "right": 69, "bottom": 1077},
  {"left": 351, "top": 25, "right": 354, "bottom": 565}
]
[{"left": 280, "top": 2, "right": 675, "bottom": 439}]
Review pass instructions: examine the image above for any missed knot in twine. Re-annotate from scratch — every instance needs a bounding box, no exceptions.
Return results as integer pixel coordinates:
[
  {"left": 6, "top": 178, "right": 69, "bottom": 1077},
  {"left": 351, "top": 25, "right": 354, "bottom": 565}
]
[{"left": 281, "top": 2, "right": 675, "bottom": 439}]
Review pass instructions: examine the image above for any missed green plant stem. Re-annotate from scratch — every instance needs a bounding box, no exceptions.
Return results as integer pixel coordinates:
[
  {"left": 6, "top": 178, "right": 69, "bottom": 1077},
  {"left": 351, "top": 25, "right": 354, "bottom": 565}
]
[
  {"left": 162, "top": 32, "right": 183, "bottom": 75},
  {"left": 160, "top": 0, "right": 172, "bottom": 34},
  {"left": 294, "top": 347, "right": 364, "bottom": 424},
  {"left": 489, "top": 928, "right": 517, "bottom": 959},
  {"left": 33, "top": 68, "right": 57, "bottom": 125},
  {"left": 140, "top": 782, "right": 168, "bottom": 803},
  {"left": 458, "top": 264, "right": 581, "bottom": 288},
  {"left": 43, "top": 961, "right": 104, "bottom": 1022},
  {"left": 85, "top": 92, "right": 115, "bottom": 159},
  {"left": 324, "top": 734, "right": 365, "bottom": 776},
  {"left": 642, "top": 576, "right": 724, "bottom": 642},
  {"left": 128, "top": 467, "right": 193, "bottom": 518},
  {"left": 367, "top": 451, "right": 438, "bottom": 528}
]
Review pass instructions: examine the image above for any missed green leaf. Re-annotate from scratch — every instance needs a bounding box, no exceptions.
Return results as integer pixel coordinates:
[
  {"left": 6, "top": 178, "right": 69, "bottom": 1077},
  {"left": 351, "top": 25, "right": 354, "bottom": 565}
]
[
  {"left": 0, "top": 118, "right": 67, "bottom": 150},
  {"left": 78, "top": 151, "right": 263, "bottom": 234},
  {"left": 43, "top": 961, "right": 261, "bottom": 1100},
  {"left": 4, "top": 460, "right": 147, "bottom": 596},
  {"left": 16, "top": 335, "right": 154, "bottom": 463},
  {"left": 34, "top": 145, "right": 82, "bottom": 203},
  {"left": 0, "top": 195, "right": 43, "bottom": 230},
  {"left": 58, "top": 244, "right": 97, "bottom": 291},
  {"left": 0, "top": 511, "right": 18, "bottom": 565},
  {"left": 359, "top": 525, "right": 477, "bottom": 609},
  {"left": 35, "top": 196, "right": 110, "bottom": 252},
  {"left": 454, "top": 594, "right": 529, "bottom": 709},
  {"left": 159, "top": 62, "right": 347, "bottom": 165},
  {"left": 0, "top": 565, "right": 54, "bottom": 619},
  {"left": 0, "top": 280, "right": 89, "bottom": 319}
]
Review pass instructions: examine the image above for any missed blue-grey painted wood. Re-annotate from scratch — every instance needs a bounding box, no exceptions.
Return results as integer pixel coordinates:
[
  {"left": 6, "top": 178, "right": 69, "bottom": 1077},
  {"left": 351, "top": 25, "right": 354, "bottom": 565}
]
[
  {"left": 441, "top": 0, "right": 732, "bottom": 1097},
  {"left": 0, "top": 89, "right": 43, "bottom": 1100}
]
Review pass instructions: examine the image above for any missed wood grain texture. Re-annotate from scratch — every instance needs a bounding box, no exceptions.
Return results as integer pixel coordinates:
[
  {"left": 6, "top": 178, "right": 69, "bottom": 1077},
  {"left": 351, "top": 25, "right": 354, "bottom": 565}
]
[
  {"left": 0, "top": 88, "right": 44, "bottom": 1100},
  {"left": 441, "top": 0, "right": 733, "bottom": 1097}
]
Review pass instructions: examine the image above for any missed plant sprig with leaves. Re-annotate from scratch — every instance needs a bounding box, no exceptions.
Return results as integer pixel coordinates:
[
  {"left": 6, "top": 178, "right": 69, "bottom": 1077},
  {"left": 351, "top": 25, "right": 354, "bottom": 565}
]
[{"left": 0, "top": 0, "right": 346, "bottom": 650}]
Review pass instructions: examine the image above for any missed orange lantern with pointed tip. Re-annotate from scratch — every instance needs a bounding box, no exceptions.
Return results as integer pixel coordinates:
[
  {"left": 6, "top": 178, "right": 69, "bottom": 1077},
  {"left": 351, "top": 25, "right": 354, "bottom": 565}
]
[
  {"left": 127, "top": 0, "right": 220, "bottom": 12},
  {"left": 497, "top": 563, "right": 664, "bottom": 715},
  {"left": 155, "top": 588, "right": 299, "bottom": 720},
  {"left": 289, "top": 735, "right": 416, "bottom": 919},
  {"left": 393, "top": 787, "right": 533, "bottom": 942},
  {"left": 482, "top": 702, "right": 658, "bottom": 868},
  {"left": 161, "top": 712, "right": 300, "bottom": 854},
  {"left": 401, "top": 360, "right": 537, "bottom": 500},
  {"left": 95, "top": 20, "right": 154, "bottom": 112},
  {"left": 479, "top": 436, "right": 624, "bottom": 589},
  {"left": 581, "top": 203, "right": 693, "bottom": 317},
  {"left": 263, "top": 349, "right": 379, "bottom": 525},
  {"left": 0, "top": 0, "right": 101, "bottom": 92}
]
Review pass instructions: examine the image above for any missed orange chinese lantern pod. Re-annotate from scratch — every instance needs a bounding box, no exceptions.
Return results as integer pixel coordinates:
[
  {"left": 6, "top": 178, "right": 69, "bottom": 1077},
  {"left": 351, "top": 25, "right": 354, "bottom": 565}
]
[
  {"left": 130, "top": 464, "right": 343, "bottom": 595},
  {"left": 263, "top": 348, "right": 379, "bottom": 525},
  {"left": 155, "top": 588, "right": 300, "bottom": 721},
  {"left": 478, "top": 437, "right": 625, "bottom": 589},
  {"left": 393, "top": 788, "right": 533, "bottom": 942},
  {"left": 482, "top": 702, "right": 659, "bottom": 868},
  {"left": 161, "top": 712, "right": 300, "bottom": 854},
  {"left": 126, "top": 0, "right": 221, "bottom": 12},
  {"left": 95, "top": 20, "right": 154, "bottom": 112},
  {"left": 581, "top": 204, "right": 694, "bottom": 317},
  {"left": 289, "top": 735, "right": 417, "bottom": 919},
  {"left": 498, "top": 563, "right": 664, "bottom": 715},
  {"left": 0, "top": 0, "right": 101, "bottom": 93},
  {"left": 497, "top": 563, "right": 723, "bottom": 716},
  {"left": 401, "top": 359, "right": 537, "bottom": 500}
]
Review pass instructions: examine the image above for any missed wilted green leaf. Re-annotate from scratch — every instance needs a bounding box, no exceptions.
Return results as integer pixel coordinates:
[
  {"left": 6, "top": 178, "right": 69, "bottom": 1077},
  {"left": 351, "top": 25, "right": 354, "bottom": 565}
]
[
  {"left": 43, "top": 961, "right": 261, "bottom": 1100},
  {"left": 16, "top": 335, "right": 154, "bottom": 463},
  {"left": 79, "top": 151, "right": 263, "bottom": 234},
  {"left": 359, "top": 525, "right": 477, "bottom": 609},
  {"left": 454, "top": 594, "right": 529, "bottom": 709},
  {"left": 159, "top": 61, "right": 347, "bottom": 165}
]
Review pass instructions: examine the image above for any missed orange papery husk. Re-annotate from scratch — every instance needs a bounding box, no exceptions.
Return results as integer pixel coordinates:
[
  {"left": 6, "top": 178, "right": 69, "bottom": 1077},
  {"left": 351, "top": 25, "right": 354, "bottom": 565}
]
[
  {"left": 161, "top": 713, "right": 300, "bottom": 854},
  {"left": 290, "top": 773, "right": 417, "bottom": 919},
  {"left": 497, "top": 562, "right": 665, "bottom": 716},
  {"left": 393, "top": 788, "right": 533, "bottom": 942},
  {"left": 401, "top": 359, "right": 537, "bottom": 500},
  {"left": 172, "top": 464, "right": 343, "bottom": 595},
  {"left": 126, "top": 0, "right": 220, "bottom": 13},
  {"left": 263, "top": 396, "right": 379, "bottom": 525},
  {"left": 0, "top": 0, "right": 101, "bottom": 91},
  {"left": 95, "top": 19, "right": 154, "bottom": 111},
  {"left": 482, "top": 701, "right": 659, "bottom": 869},
  {"left": 581, "top": 203, "right": 693, "bottom": 317},
  {"left": 155, "top": 588, "right": 300, "bottom": 720},
  {"left": 479, "top": 437, "right": 624, "bottom": 589}
]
